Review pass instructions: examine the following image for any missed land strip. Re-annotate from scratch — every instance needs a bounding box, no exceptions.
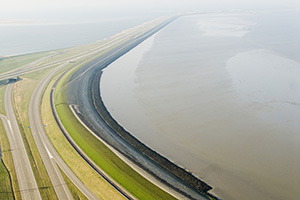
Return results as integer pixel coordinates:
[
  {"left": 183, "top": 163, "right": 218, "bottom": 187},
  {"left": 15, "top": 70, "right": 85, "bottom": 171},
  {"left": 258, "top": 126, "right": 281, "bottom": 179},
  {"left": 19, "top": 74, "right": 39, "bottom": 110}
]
[{"left": 0, "top": 119, "right": 20, "bottom": 200}]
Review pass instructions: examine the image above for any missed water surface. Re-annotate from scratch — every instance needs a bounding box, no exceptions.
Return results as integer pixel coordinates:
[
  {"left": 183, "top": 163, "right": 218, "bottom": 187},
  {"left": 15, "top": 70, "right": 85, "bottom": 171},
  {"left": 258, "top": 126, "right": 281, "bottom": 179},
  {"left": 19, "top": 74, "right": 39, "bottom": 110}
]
[{"left": 101, "top": 11, "right": 300, "bottom": 200}]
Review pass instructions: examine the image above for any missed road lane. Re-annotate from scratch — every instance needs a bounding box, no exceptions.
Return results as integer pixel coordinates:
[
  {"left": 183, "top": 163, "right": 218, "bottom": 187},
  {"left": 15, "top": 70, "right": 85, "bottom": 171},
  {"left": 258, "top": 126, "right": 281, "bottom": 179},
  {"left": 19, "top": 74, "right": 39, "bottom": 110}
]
[
  {"left": 2, "top": 83, "right": 42, "bottom": 200},
  {"left": 28, "top": 63, "right": 73, "bottom": 200},
  {"left": 28, "top": 62, "right": 99, "bottom": 200}
]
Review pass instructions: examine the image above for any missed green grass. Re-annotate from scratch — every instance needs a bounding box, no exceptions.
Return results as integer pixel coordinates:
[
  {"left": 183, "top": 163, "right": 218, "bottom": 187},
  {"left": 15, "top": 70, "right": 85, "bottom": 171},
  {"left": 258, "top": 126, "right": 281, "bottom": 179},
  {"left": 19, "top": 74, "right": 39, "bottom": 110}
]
[
  {"left": 0, "top": 51, "right": 53, "bottom": 74},
  {"left": 42, "top": 68, "right": 126, "bottom": 200},
  {"left": 58, "top": 167, "right": 88, "bottom": 200},
  {"left": 54, "top": 61, "right": 176, "bottom": 200},
  {"left": 0, "top": 120, "right": 21, "bottom": 200},
  {"left": 57, "top": 104, "right": 176, "bottom": 200},
  {"left": 0, "top": 86, "right": 6, "bottom": 115},
  {"left": 0, "top": 158, "right": 14, "bottom": 200}
]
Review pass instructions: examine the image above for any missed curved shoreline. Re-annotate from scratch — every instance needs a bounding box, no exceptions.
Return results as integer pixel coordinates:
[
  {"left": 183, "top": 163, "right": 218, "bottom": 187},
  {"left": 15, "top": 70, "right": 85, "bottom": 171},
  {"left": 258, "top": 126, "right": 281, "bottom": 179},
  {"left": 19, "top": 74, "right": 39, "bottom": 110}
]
[{"left": 91, "top": 68, "right": 217, "bottom": 200}]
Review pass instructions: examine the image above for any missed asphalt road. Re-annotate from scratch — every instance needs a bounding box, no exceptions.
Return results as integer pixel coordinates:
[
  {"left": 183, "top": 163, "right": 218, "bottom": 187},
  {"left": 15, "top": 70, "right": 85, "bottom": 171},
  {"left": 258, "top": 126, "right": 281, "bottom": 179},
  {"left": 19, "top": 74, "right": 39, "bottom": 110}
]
[
  {"left": 0, "top": 27, "right": 138, "bottom": 200},
  {"left": 1, "top": 83, "right": 42, "bottom": 200},
  {"left": 28, "top": 62, "right": 99, "bottom": 200}
]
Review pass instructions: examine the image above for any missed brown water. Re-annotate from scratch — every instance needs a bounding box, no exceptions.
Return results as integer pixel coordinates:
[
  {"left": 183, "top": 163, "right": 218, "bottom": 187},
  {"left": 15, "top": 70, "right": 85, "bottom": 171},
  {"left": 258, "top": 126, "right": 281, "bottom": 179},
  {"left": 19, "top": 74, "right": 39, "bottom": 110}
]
[{"left": 101, "top": 11, "right": 300, "bottom": 200}]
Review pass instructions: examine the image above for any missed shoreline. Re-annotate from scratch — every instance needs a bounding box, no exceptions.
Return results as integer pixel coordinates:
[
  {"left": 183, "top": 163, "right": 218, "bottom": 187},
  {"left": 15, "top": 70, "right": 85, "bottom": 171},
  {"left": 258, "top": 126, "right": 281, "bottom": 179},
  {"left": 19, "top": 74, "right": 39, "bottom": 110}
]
[{"left": 91, "top": 68, "right": 217, "bottom": 200}]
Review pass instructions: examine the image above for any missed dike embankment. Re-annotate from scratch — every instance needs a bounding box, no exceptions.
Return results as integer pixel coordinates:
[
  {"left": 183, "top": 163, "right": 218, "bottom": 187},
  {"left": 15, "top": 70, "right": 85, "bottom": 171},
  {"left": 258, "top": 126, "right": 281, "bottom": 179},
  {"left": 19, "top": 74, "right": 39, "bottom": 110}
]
[{"left": 91, "top": 68, "right": 217, "bottom": 200}]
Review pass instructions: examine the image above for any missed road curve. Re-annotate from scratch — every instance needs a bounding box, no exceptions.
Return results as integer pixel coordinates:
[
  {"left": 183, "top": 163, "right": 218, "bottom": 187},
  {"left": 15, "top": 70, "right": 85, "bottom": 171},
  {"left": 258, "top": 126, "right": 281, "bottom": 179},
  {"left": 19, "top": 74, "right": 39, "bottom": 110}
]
[
  {"left": 2, "top": 83, "right": 42, "bottom": 200},
  {"left": 28, "top": 63, "right": 99, "bottom": 200}
]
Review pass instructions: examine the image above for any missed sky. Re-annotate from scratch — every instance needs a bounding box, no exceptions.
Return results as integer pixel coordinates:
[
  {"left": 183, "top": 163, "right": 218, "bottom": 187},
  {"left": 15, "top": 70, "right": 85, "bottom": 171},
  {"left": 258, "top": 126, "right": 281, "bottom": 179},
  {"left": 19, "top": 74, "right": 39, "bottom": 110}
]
[{"left": 1, "top": 0, "right": 300, "bottom": 23}]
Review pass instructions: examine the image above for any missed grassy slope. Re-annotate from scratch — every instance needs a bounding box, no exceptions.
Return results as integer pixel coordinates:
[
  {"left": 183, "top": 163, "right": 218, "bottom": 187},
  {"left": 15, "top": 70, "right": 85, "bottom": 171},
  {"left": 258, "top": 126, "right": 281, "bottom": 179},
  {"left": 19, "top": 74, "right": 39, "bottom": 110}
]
[
  {"left": 13, "top": 68, "right": 58, "bottom": 200},
  {"left": 53, "top": 60, "right": 176, "bottom": 200},
  {"left": 42, "top": 69, "right": 126, "bottom": 200},
  {"left": 0, "top": 51, "right": 52, "bottom": 74},
  {"left": 0, "top": 120, "right": 21, "bottom": 200}
]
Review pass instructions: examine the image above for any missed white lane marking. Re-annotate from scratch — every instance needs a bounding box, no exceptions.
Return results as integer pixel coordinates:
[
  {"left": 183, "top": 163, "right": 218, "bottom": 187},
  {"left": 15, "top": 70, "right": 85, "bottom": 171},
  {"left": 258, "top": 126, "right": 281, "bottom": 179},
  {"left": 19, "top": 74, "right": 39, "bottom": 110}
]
[
  {"left": 44, "top": 143, "right": 53, "bottom": 159},
  {"left": 7, "top": 120, "right": 16, "bottom": 141}
]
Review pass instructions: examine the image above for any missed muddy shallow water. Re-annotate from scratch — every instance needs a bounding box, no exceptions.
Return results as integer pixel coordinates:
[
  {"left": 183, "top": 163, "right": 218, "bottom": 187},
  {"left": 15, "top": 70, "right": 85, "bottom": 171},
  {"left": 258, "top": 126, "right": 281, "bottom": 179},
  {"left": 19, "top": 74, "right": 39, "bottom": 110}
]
[{"left": 101, "top": 11, "right": 300, "bottom": 200}]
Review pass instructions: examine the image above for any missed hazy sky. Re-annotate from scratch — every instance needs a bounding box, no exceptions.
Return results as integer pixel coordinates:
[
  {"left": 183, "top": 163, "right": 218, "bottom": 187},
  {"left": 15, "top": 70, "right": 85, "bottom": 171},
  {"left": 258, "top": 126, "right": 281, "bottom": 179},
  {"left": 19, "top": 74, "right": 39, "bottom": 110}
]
[{"left": 1, "top": 0, "right": 299, "bottom": 23}]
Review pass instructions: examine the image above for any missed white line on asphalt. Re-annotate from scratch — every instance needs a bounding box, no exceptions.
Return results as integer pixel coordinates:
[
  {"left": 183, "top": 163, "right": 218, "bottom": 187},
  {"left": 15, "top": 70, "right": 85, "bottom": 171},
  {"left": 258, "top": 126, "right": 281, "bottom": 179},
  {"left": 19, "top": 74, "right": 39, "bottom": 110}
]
[
  {"left": 7, "top": 120, "right": 16, "bottom": 141},
  {"left": 44, "top": 142, "right": 53, "bottom": 159}
]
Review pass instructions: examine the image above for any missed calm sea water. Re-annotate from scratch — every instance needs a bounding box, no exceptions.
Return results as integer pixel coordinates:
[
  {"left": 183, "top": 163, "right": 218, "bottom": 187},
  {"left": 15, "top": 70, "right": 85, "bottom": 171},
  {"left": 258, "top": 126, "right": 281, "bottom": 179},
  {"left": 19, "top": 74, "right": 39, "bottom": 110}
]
[
  {"left": 101, "top": 10, "right": 300, "bottom": 200},
  {"left": 0, "top": 17, "right": 150, "bottom": 57}
]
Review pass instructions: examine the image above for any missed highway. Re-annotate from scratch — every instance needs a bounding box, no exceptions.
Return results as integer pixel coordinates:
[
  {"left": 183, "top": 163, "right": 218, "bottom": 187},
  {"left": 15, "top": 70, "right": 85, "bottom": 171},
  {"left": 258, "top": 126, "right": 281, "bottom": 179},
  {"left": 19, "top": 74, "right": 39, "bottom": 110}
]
[
  {"left": 28, "top": 62, "right": 99, "bottom": 200},
  {"left": 1, "top": 83, "right": 42, "bottom": 200}
]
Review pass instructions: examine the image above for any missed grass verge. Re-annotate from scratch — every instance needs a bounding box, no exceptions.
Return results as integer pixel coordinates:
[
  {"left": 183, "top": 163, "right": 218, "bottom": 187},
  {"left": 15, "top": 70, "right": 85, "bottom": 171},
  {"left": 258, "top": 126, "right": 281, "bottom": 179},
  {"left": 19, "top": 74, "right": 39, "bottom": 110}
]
[
  {"left": 58, "top": 167, "right": 88, "bottom": 200},
  {"left": 0, "top": 120, "right": 21, "bottom": 200},
  {"left": 0, "top": 86, "right": 6, "bottom": 115}
]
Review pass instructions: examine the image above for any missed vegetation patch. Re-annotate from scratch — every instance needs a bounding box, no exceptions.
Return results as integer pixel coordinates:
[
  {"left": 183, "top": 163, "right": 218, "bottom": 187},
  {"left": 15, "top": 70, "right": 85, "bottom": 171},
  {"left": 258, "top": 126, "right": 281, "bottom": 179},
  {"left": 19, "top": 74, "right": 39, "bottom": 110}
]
[
  {"left": 58, "top": 167, "right": 88, "bottom": 200},
  {"left": 42, "top": 67, "right": 126, "bottom": 200},
  {"left": 0, "top": 86, "right": 6, "bottom": 115},
  {"left": 0, "top": 120, "right": 21, "bottom": 200}
]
